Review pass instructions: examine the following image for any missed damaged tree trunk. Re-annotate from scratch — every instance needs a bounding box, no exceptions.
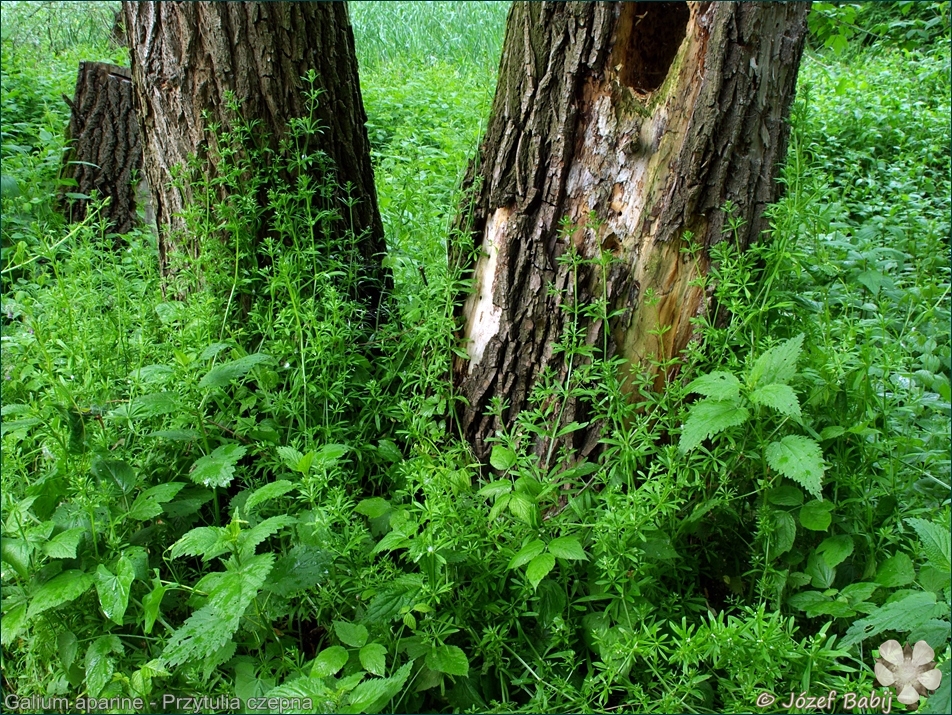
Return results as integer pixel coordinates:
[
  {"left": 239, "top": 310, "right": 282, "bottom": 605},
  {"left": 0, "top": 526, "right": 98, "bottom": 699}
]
[
  {"left": 454, "top": 2, "right": 810, "bottom": 462},
  {"left": 122, "top": 1, "right": 387, "bottom": 310},
  {"left": 59, "top": 62, "right": 145, "bottom": 240}
]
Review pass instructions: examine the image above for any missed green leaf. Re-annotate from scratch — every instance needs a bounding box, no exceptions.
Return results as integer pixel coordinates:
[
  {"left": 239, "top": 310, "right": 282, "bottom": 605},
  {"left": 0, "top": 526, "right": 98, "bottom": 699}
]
[
  {"left": 276, "top": 446, "right": 304, "bottom": 472},
  {"left": 906, "top": 518, "right": 951, "bottom": 574},
  {"left": 42, "top": 528, "right": 85, "bottom": 559},
  {"left": 127, "top": 483, "right": 185, "bottom": 521},
  {"left": 765, "top": 436, "right": 824, "bottom": 499},
  {"left": 372, "top": 531, "right": 410, "bottom": 555},
  {"left": 425, "top": 645, "right": 469, "bottom": 676},
  {"left": 488, "top": 493, "right": 511, "bottom": 521},
  {"left": 90, "top": 457, "right": 137, "bottom": 494},
  {"left": 359, "top": 643, "right": 387, "bottom": 677},
  {"left": 170, "top": 526, "right": 228, "bottom": 561},
  {"left": 922, "top": 660, "right": 951, "bottom": 714},
  {"left": 0, "top": 603, "right": 28, "bottom": 646},
  {"left": 343, "top": 662, "right": 412, "bottom": 714},
  {"left": 768, "top": 510, "right": 797, "bottom": 558},
  {"left": 85, "top": 635, "right": 123, "bottom": 698},
  {"left": 749, "top": 383, "right": 802, "bottom": 420},
  {"left": 805, "top": 551, "right": 835, "bottom": 589},
  {"left": 95, "top": 557, "right": 135, "bottom": 624},
  {"left": 841, "top": 591, "right": 937, "bottom": 647},
  {"left": 199, "top": 353, "right": 273, "bottom": 389},
  {"left": 875, "top": 552, "right": 915, "bottom": 587},
  {"left": 507, "top": 493, "right": 539, "bottom": 526},
  {"left": 355, "top": 498, "right": 391, "bottom": 519},
  {"left": 111, "top": 392, "right": 180, "bottom": 420},
  {"left": 684, "top": 371, "right": 741, "bottom": 401},
  {"left": 189, "top": 443, "right": 247, "bottom": 489},
  {"left": 27, "top": 570, "right": 95, "bottom": 620},
  {"left": 316, "top": 443, "right": 348, "bottom": 466},
  {"left": 548, "top": 536, "right": 588, "bottom": 561},
  {"left": 311, "top": 645, "right": 349, "bottom": 678},
  {"left": 489, "top": 446, "right": 517, "bottom": 470},
  {"left": 799, "top": 500, "right": 834, "bottom": 531},
  {"left": 840, "top": 582, "right": 878, "bottom": 604},
  {"left": 142, "top": 583, "right": 167, "bottom": 634},
  {"left": 334, "top": 620, "right": 369, "bottom": 649},
  {"left": 908, "top": 619, "right": 951, "bottom": 652},
  {"left": 476, "top": 480, "right": 512, "bottom": 500},
  {"left": 526, "top": 553, "right": 556, "bottom": 590},
  {"left": 237, "top": 515, "right": 296, "bottom": 558},
  {"left": 748, "top": 333, "right": 804, "bottom": 388},
  {"left": 816, "top": 535, "right": 854, "bottom": 568},
  {"left": 508, "top": 539, "right": 546, "bottom": 570},
  {"left": 766, "top": 485, "right": 804, "bottom": 507},
  {"left": 679, "top": 400, "right": 749, "bottom": 453},
  {"left": 244, "top": 480, "right": 295, "bottom": 513}
]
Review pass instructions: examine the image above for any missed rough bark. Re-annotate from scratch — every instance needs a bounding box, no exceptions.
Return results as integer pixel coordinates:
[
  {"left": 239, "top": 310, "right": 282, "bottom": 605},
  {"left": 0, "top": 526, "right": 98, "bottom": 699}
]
[
  {"left": 454, "top": 1, "right": 810, "bottom": 462},
  {"left": 122, "top": 1, "right": 387, "bottom": 309},
  {"left": 59, "top": 62, "right": 144, "bottom": 240}
]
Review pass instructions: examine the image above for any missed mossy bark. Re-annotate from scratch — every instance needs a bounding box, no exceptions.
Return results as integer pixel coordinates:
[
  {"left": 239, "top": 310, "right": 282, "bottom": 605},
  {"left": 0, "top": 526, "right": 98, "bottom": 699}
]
[
  {"left": 122, "top": 1, "right": 387, "bottom": 310},
  {"left": 454, "top": 1, "right": 810, "bottom": 462}
]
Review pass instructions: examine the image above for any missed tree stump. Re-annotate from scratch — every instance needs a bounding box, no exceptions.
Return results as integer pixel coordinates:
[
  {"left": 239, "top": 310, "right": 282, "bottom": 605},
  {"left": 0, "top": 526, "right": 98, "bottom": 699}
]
[{"left": 59, "top": 61, "right": 146, "bottom": 241}]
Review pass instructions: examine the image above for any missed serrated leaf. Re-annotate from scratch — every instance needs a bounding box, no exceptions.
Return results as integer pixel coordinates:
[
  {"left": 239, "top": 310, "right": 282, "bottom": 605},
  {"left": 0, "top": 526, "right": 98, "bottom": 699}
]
[
  {"left": 170, "top": 526, "right": 229, "bottom": 561},
  {"left": 766, "top": 484, "right": 804, "bottom": 507},
  {"left": 343, "top": 662, "right": 412, "bottom": 714},
  {"left": 244, "top": 480, "right": 295, "bottom": 513},
  {"left": 508, "top": 540, "right": 546, "bottom": 570},
  {"left": 679, "top": 399, "right": 749, "bottom": 453},
  {"left": 922, "top": 660, "right": 951, "bottom": 714},
  {"left": 768, "top": 510, "right": 797, "bottom": 559},
  {"left": 425, "top": 645, "right": 469, "bottom": 676},
  {"left": 548, "top": 536, "right": 588, "bottom": 561},
  {"left": 128, "top": 483, "right": 186, "bottom": 521},
  {"left": 334, "top": 620, "right": 369, "bottom": 648},
  {"left": 85, "top": 635, "right": 123, "bottom": 698},
  {"left": 765, "top": 436, "right": 824, "bottom": 499},
  {"left": 317, "top": 443, "right": 348, "bottom": 465},
  {"left": 199, "top": 353, "right": 273, "bottom": 389},
  {"left": 238, "top": 515, "right": 296, "bottom": 558},
  {"left": 27, "top": 570, "right": 95, "bottom": 620},
  {"left": 355, "top": 498, "right": 391, "bottom": 519},
  {"left": 90, "top": 457, "right": 137, "bottom": 494},
  {"left": 311, "top": 645, "right": 350, "bottom": 678},
  {"left": 147, "top": 428, "right": 200, "bottom": 441},
  {"left": 684, "top": 371, "right": 741, "bottom": 401},
  {"left": 490, "top": 446, "right": 517, "bottom": 470},
  {"left": 0, "top": 603, "right": 28, "bottom": 646},
  {"left": 189, "top": 443, "right": 246, "bottom": 489},
  {"left": 359, "top": 643, "right": 387, "bottom": 677},
  {"left": 95, "top": 557, "right": 135, "bottom": 624},
  {"left": 799, "top": 500, "right": 834, "bottom": 531},
  {"left": 276, "top": 446, "right": 304, "bottom": 471},
  {"left": 476, "top": 480, "right": 512, "bottom": 500},
  {"left": 906, "top": 518, "right": 951, "bottom": 574},
  {"left": 42, "top": 528, "right": 85, "bottom": 559},
  {"left": 748, "top": 333, "right": 804, "bottom": 388},
  {"left": 111, "top": 392, "right": 180, "bottom": 420},
  {"left": 372, "top": 531, "right": 410, "bottom": 554},
  {"left": 749, "top": 383, "right": 802, "bottom": 420},
  {"left": 488, "top": 493, "right": 511, "bottom": 521},
  {"left": 841, "top": 591, "right": 937, "bottom": 648},
  {"left": 805, "top": 551, "right": 835, "bottom": 589},
  {"left": 816, "top": 535, "right": 854, "bottom": 568},
  {"left": 875, "top": 552, "right": 915, "bottom": 587},
  {"left": 199, "top": 342, "right": 232, "bottom": 361},
  {"left": 526, "top": 553, "right": 556, "bottom": 590},
  {"left": 507, "top": 493, "right": 539, "bottom": 526}
]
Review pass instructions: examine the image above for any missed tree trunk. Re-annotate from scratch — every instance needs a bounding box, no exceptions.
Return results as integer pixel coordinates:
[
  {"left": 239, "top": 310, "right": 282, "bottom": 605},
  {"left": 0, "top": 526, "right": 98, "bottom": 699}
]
[
  {"left": 453, "top": 1, "right": 809, "bottom": 463},
  {"left": 59, "top": 62, "right": 144, "bottom": 241},
  {"left": 122, "top": 1, "right": 387, "bottom": 310}
]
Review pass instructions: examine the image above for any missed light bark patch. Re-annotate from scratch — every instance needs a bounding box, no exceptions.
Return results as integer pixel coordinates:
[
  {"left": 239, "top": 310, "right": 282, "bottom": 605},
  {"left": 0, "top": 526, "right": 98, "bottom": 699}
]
[{"left": 463, "top": 206, "right": 511, "bottom": 373}]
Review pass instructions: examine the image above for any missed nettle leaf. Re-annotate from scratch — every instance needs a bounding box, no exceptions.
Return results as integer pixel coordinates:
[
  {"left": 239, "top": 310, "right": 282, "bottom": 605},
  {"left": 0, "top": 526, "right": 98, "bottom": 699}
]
[
  {"left": 477, "top": 480, "right": 512, "bottom": 500},
  {"left": 189, "top": 444, "right": 247, "bottom": 489},
  {"left": 684, "top": 371, "right": 741, "bottom": 401},
  {"left": 244, "top": 480, "right": 295, "bottom": 513},
  {"left": 548, "top": 536, "right": 588, "bottom": 561},
  {"left": 765, "top": 435, "right": 824, "bottom": 499},
  {"left": 110, "top": 392, "right": 181, "bottom": 420},
  {"left": 42, "top": 528, "right": 85, "bottom": 559},
  {"left": 95, "top": 557, "right": 135, "bottom": 624},
  {"left": 841, "top": 591, "right": 937, "bottom": 648},
  {"left": 199, "top": 353, "right": 273, "bottom": 389},
  {"left": 748, "top": 333, "right": 804, "bottom": 388},
  {"left": 355, "top": 497, "right": 391, "bottom": 519},
  {"left": 906, "top": 518, "right": 951, "bottom": 574},
  {"left": 749, "top": 383, "right": 802, "bottom": 421},
  {"left": 276, "top": 446, "right": 304, "bottom": 472},
  {"left": 27, "top": 570, "right": 95, "bottom": 620},
  {"left": 768, "top": 510, "right": 797, "bottom": 559},
  {"left": 85, "top": 635, "right": 123, "bottom": 698},
  {"left": 816, "top": 535, "right": 854, "bottom": 568},
  {"left": 526, "top": 553, "right": 556, "bottom": 590},
  {"left": 508, "top": 539, "right": 546, "bottom": 570},
  {"left": 490, "top": 446, "right": 517, "bottom": 471},
  {"left": 127, "top": 483, "right": 185, "bottom": 521},
  {"left": 334, "top": 620, "right": 369, "bottom": 649},
  {"left": 875, "top": 552, "right": 915, "bottom": 587},
  {"left": 806, "top": 551, "right": 835, "bottom": 589},
  {"left": 679, "top": 399, "right": 749, "bottom": 453},
  {"left": 799, "top": 500, "right": 835, "bottom": 531},
  {"left": 238, "top": 515, "right": 297, "bottom": 558},
  {"left": 170, "top": 526, "right": 228, "bottom": 561},
  {"left": 343, "top": 662, "right": 412, "bottom": 715},
  {"left": 359, "top": 643, "right": 387, "bottom": 677},
  {"left": 425, "top": 645, "right": 469, "bottom": 676}
]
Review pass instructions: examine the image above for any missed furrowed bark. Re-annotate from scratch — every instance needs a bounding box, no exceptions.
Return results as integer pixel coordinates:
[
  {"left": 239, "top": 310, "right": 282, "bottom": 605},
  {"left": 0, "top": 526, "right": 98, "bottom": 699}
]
[{"left": 454, "top": 1, "right": 810, "bottom": 462}]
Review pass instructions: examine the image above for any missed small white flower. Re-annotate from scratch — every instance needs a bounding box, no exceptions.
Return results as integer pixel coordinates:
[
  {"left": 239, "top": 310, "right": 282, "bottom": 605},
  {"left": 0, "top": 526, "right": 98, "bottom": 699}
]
[{"left": 875, "top": 639, "right": 943, "bottom": 706}]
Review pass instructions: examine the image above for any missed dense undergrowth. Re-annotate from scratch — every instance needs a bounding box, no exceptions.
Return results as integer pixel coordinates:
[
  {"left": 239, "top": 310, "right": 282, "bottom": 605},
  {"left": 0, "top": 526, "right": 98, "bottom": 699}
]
[{"left": 1, "top": 2, "right": 950, "bottom": 713}]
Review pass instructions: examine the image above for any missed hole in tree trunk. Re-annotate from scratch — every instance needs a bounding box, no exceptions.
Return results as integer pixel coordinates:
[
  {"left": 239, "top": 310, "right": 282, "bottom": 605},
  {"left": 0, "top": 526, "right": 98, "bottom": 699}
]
[{"left": 617, "top": 2, "right": 690, "bottom": 94}]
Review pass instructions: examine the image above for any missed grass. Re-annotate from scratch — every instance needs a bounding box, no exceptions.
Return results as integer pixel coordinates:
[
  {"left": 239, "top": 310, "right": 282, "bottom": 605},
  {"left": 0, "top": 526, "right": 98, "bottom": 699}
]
[{"left": 1, "top": 2, "right": 949, "bottom": 713}]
